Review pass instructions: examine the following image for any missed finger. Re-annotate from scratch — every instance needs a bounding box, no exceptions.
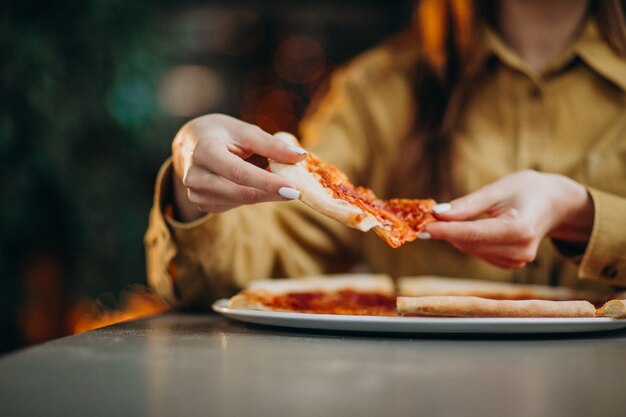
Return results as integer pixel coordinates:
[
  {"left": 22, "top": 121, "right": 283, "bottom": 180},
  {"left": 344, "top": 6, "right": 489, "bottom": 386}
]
[
  {"left": 424, "top": 210, "right": 528, "bottom": 245},
  {"left": 443, "top": 238, "right": 527, "bottom": 269},
  {"left": 236, "top": 126, "right": 307, "bottom": 164},
  {"left": 432, "top": 183, "right": 505, "bottom": 221},
  {"left": 190, "top": 170, "right": 291, "bottom": 204},
  {"left": 187, "top": 190, "right": 238, "bottom": 214},
  {"left": 195, "top": 144, "right": 299, "bottom": 196},
  {"left": 477, "top": 255, "right": 527, "bottom": 270},
  {"left": 452, "top": 241, "right": 537, "bottom": 265}
]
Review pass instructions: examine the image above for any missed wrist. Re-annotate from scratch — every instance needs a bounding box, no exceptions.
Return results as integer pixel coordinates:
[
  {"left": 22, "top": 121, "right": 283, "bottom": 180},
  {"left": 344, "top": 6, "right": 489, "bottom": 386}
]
[
  {"left": 548, "top": 175, "right": 594, "bottom": 248},
  {"left": 172, "top": 172, "right": 206, "bottom": 222}
]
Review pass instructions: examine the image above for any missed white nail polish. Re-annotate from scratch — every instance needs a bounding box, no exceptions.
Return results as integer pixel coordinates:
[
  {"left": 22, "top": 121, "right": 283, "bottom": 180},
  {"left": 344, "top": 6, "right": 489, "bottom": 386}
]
[
  {"left": 288, "top": 145, "right": 307, "bottom": 155},
  {"left": 433, "top": 203, "right": 452, "bottom": 214},
  {"left": 417, "top": 232, "right": 431, "bottom": 240},
  {"left": 279, "top": 187, "right": 300, "bottom": 199}
]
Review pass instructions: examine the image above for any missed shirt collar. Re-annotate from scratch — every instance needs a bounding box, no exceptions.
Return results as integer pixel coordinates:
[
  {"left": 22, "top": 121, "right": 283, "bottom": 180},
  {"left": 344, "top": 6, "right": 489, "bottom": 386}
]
[
  {"left": 472, "top": 18, "right": 626, "bottom": 92},
  {"left": 574, "top": 19, "right": 626, "bottom": 92}
]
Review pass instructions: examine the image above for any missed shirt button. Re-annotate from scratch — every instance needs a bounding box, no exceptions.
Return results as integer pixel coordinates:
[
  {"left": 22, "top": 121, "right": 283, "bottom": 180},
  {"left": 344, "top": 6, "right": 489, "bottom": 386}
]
[
  {"left": 528, "top": 86, "right": 542, "bottom": 99},
  {"left": 600, "top": 264, "right": 618, "bottom": 280}
]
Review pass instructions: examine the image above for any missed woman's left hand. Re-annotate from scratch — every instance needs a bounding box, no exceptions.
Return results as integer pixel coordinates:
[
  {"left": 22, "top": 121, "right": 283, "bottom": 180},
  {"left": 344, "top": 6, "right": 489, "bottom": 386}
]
[{"left": 422, "top": 170, "right": 595, "bottom": 269}]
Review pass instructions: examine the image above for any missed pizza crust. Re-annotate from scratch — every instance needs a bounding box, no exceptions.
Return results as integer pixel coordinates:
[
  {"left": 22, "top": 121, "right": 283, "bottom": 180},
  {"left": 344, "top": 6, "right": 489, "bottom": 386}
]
[
  {"left": 228, "top": 291, "right": 274, "bottom": 311},
  {"left": 269, "top": 132, "right": 381, "bottom": 232},
  {"left": 397, "top": 296, "right": 596, "bottom": 318},
  {"left": 596, "top": 299, "right": 626, "bottom": 318}
]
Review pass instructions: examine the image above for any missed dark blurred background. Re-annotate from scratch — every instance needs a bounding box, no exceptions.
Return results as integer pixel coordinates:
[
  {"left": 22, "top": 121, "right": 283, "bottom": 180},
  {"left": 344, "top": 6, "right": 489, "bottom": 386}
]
[{"left": 0, "top": 0, "right": 413, "bottom": 354}]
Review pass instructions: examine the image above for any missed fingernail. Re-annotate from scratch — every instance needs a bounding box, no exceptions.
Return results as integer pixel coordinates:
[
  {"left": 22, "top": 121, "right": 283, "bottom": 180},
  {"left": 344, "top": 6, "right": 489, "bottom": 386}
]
[
  {"left": 279, "top": 187, "right": 300, "bottom": 199},
  {"left": 288, "top": 145, "right": 307, "bottom": 155},
  {"left": 417, "top": 232, "right": 431, "bottom": 240},
  {"left": 433, "top": 203, "right": 452, "bottom": 214}
]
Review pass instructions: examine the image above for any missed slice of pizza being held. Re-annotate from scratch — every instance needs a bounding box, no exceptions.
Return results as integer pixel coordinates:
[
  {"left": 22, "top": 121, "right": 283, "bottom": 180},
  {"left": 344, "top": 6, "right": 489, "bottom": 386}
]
[{"left": 269, "top": 132, "right": 436, "bottom": 248}]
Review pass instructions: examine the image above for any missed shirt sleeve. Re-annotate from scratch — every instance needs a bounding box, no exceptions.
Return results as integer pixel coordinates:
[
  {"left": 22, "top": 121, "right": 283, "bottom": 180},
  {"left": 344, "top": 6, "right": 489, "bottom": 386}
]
[
  {"left": 144, "top": 62, "right": 381, "bottom": 308},
  {"left": 577, "top": 187, "right": 626, "bottom": 286}
]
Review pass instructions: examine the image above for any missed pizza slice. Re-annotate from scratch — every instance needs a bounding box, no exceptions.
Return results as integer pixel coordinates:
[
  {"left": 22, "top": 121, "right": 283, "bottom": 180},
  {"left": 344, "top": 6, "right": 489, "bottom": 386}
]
[
  {"left": 228, "top": 274, "right": 397, "bottom": 316},
  {"left": 397, "top": 276, "right": 607, "bottom": 303},
  {"left": 269, "top": 132, "right": 436, "bottom": 248}
]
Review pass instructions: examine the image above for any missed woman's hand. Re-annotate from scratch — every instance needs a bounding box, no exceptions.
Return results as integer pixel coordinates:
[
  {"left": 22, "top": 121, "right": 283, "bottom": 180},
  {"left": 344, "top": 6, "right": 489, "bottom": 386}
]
[
  {"left": 171, "top": 114, "right": 307, "bottom": 221},
  {"left": 422, "top": 170, "right": 595, "bottom": 269}
]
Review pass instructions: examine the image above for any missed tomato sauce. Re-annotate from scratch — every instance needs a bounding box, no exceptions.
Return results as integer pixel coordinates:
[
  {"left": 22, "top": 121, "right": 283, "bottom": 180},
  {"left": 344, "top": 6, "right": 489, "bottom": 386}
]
[
  {"left": 266, "top": 290, "right": 398, "bottom": 316},
  {"left": 304, "top": 154, "right": 436, "bottom": 247}
]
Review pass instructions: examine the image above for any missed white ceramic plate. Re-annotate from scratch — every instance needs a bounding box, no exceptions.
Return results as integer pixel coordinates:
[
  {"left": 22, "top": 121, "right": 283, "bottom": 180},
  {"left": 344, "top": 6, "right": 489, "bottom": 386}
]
[{"left": 212, "top": 299, "right": 626, "bottom": 334}]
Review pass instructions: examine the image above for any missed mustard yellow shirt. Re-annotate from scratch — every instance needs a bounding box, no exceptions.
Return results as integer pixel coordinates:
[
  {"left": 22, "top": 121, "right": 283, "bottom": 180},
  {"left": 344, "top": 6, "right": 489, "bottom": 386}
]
[{"left": 145, "top": 20, "right": 626, "bottom": 307}]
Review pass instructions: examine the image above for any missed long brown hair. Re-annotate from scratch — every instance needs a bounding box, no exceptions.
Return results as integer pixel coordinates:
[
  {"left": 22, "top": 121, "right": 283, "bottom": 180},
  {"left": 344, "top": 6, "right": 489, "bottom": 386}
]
[{"left": 390, "top": 0, "right": 626, "bottom": 201}]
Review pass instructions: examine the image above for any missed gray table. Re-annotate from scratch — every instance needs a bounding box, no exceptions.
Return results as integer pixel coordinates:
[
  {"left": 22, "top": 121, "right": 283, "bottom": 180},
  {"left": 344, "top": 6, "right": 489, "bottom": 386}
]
[{"left": 1, "top": 312, "right": 625, "bottom": 417}]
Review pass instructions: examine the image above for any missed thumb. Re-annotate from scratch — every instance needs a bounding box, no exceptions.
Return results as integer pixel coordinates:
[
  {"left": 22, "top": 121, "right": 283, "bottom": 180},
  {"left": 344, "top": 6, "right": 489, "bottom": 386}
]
[
  {"left": 237, "top": 126, "right": 308, "bottom": 164},
  {"left": 244, "top": 126, "right": 307, "bottom": 164},
  {"left": 433, "top": 185, "right": 501, "bottom": 221}
]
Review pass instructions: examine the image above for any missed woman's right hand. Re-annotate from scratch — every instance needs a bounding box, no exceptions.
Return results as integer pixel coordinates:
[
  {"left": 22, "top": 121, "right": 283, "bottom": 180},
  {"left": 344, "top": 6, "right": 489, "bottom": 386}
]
[{"left": 171, "top": 114, "right": 307, "bottom": 221}]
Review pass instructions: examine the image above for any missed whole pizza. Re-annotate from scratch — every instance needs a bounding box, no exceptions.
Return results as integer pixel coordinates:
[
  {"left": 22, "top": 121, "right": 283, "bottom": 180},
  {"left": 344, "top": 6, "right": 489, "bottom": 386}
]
[{"left": 227, "top": 274, "right": 626, "bottom": 318}]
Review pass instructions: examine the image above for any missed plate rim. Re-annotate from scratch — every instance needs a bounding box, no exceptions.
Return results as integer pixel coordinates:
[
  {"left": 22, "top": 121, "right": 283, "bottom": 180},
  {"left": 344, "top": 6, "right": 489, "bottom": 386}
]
[{"left": 212, "top": 298, "right": 621, "bottom": 326}]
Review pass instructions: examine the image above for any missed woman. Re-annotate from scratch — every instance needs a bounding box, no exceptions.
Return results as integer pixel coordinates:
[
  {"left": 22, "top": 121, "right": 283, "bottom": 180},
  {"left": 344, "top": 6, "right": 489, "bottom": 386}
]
[{"left": 145, "top": 0, "right": 626, "bottom": 307}]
